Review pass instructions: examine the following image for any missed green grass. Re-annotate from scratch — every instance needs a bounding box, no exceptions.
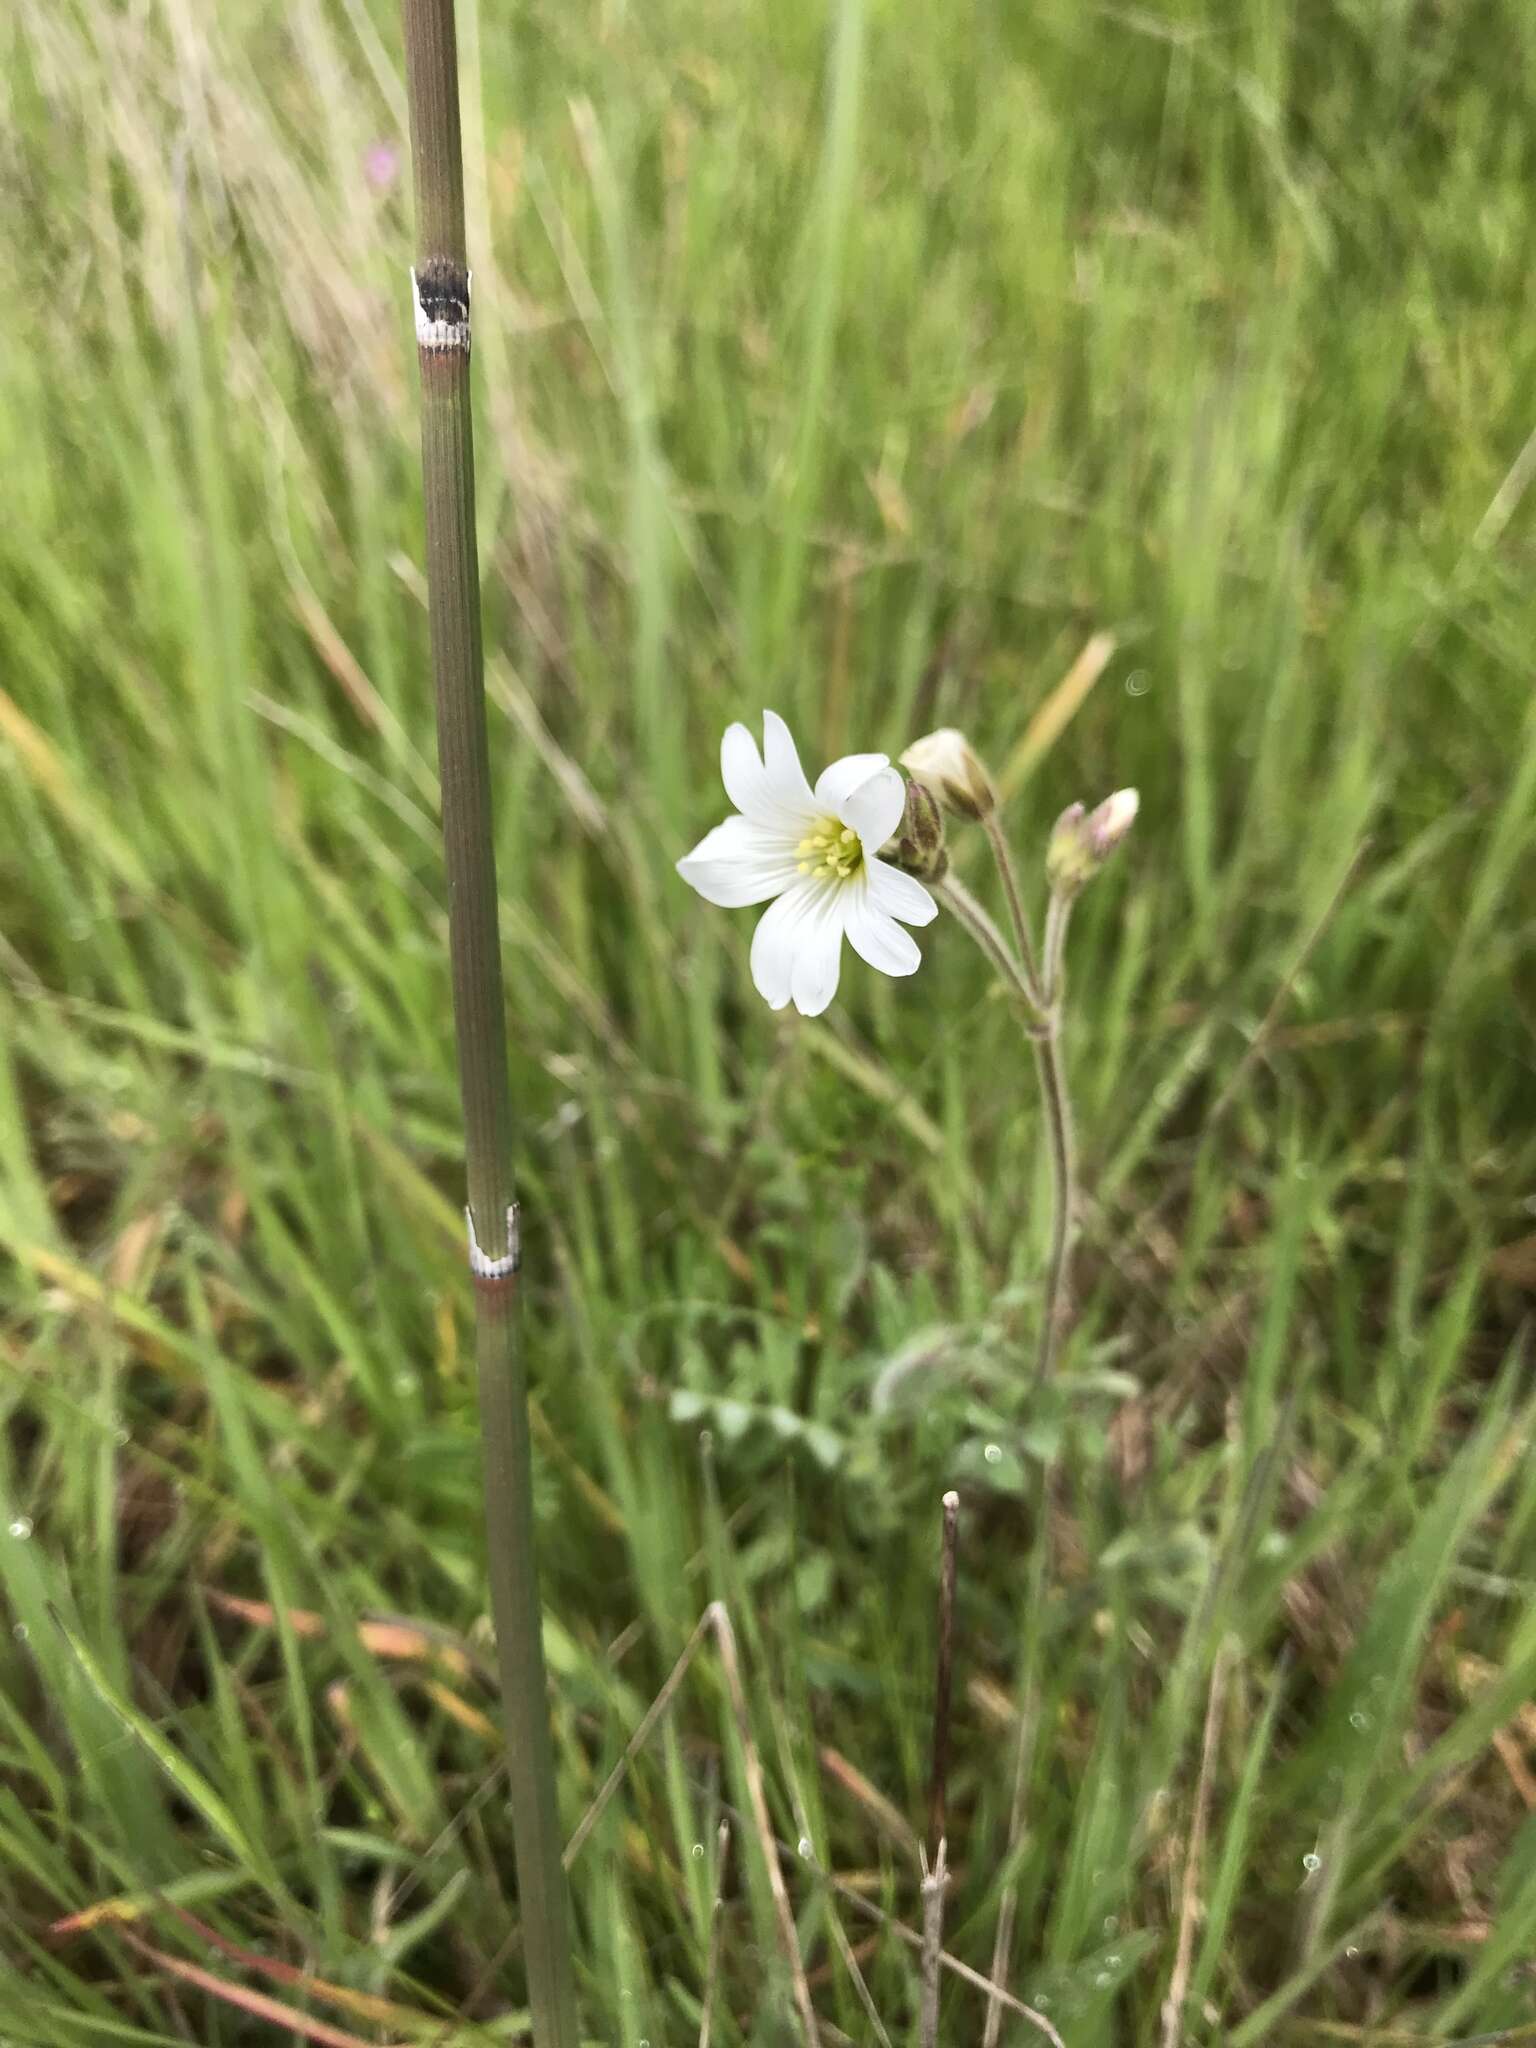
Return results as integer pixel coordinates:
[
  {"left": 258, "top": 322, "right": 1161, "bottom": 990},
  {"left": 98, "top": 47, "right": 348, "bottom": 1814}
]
[{"left": 3, "top": 0, "right": 1536, "bottom": 2041}]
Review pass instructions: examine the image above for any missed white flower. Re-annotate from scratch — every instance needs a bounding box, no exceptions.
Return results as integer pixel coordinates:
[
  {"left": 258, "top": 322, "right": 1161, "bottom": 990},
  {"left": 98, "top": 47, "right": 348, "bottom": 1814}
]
[{"left": 677, "top": 711, "right": 939, "bottom": 1016}]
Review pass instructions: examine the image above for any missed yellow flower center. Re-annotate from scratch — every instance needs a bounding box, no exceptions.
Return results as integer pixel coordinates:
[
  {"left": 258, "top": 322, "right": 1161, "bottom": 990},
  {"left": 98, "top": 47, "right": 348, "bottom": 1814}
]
[{"left": 795, "top": 819, "right": 863, "bottom": 882}]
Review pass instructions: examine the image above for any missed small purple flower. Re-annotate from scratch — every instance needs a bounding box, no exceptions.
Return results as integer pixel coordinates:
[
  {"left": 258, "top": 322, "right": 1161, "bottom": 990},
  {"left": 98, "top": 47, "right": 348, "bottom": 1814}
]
[{"left": 363, "top": 141, "right": 401, "bottom": 194}]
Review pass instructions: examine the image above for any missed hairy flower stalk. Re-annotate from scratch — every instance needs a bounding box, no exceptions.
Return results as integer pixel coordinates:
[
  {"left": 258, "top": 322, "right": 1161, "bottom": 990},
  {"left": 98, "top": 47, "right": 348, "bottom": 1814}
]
[
  {"left": 1026, "top": 789, "right": 1137, "bottom": 1379},
  {"left": 399, "top": 4, "right": 580, "bottom": 2042},
  {"left": 1028, "top": 990, "right": 1076, "bottom": 1386},
  {"left": 903, "top": 731, "right": 1136, "bottom": 1383}
]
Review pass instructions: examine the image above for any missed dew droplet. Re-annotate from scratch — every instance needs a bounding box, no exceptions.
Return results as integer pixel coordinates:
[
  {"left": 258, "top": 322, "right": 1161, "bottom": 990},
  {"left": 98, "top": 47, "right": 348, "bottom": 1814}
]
[
  {"left": 1106, "top": 1954, "right": 1121, "bottom": 1968},
  {"left": 1302, "top": 1851, "right": 1322, "bottom": 1873},
  {"left": 1102, "top": 1914, "right": 1119, "bottom": 1936},
  {"left": 1124, "top": 670, "right": 1150, "bottom": 697},
  {"left": 796, "top": 1836, "right": 813, "bottom": 1859},
  {"left": 1035, "top": 1994, "right": 1051, "bottom": 2010},
  {"left": 13, "top": 1622, "right": 29, "bottom": 1642},
  {"left": 983, "top": 1443, "right": 1003, "bottom": 1465},
  {"left": 1094, "top": 1971, "right": 1112, "bottom": 1988},
  {"left": 1349, "top": 1709, "right": 1371, "bottom": 1731},
  {"left": 1346, "top": 1945, "right": 1360, "bottom": 1959},
  {"left": 113, "top": 1428, "right": 130, "bottom": 1448},
  {"left": 8, "top": 1517, "right": 32, "bottom": 1541},
  {"left": 691, "top": 1842, "right": 705, "bottom": 1860}
]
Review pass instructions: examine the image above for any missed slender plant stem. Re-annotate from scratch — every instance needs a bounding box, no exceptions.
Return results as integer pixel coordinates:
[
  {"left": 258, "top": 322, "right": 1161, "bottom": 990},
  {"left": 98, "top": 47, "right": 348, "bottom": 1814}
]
[
  {"left": 1041, "top": 887, "right": 1073, "bottom": 1007},
  {"left": 934, "top": 876, "right": 1042, "bottom": 1020},
  {"left": 950, "top": 839, "right": 1080, "bottom": 1382},
  {"left": 1031, "top": 1017, "right": 1076, "bottom": 1383},
  {"left": 918, "top": 1840, "right": 949, "bottom": 2048},
  {"left": 1031, "top": 887, "right": 1078, "bottom": 1381},
  {"left": 983, "top": 813, "right": 1043, "bottom": 1003},
  {"left": 1160, "top": 1641, "right": 1230, "bottom": 2048},
  {"left": 981, "top": 1682, "right": 1035, "bottom": 2048},
  {"left": 927, "top": 1490, "right": 960, "bottom": 1865},
  {"left": 697, "top": 1822, "right": 731, "bottom": 2048},
  {"left": 399, "top": 6, "right": 580, "bottom": 2044}
]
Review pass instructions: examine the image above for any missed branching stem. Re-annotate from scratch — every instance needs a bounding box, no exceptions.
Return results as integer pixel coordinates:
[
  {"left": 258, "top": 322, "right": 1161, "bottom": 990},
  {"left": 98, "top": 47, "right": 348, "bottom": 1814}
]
[
  {"left": 939, "top": 854, "right": 1079, "bottom": 1382},
  {"left": 934, "top": 876, "right": 1041, "bottom": 1021},
  {"left": 983, "top": 813, "right": 1043, "bottom": 1003}
]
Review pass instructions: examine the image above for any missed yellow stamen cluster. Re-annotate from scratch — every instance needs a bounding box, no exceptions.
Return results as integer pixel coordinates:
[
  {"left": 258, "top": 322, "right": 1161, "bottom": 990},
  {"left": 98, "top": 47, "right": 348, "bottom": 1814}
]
[{"left": 796, "top": 818, "right": 863, "bottom": 881}]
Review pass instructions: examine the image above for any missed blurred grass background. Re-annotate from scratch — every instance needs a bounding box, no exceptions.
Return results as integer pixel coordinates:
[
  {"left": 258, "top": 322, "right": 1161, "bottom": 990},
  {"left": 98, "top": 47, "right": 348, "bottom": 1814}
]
[{"left": 2, "top": 0, "right": 1536, "bottom": 2041}]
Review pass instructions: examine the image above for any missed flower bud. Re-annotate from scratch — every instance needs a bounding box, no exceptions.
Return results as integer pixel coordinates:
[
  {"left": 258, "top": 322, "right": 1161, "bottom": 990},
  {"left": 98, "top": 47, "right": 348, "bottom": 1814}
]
[
  {"left": 1045, "top": 788, "right": 1139, "bottom": 893},
  {"left": 882, "top": 778, "right": 948, "bottom": 881},
  {"left": 899, "top": 729, "right": 997, "bottom": 822}
]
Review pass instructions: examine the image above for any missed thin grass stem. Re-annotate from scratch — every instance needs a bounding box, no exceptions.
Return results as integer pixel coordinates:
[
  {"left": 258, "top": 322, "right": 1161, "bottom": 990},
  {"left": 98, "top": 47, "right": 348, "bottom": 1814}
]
[
  {"left": 769, "top": 1830, "right": 1065, "bottom": 2048},
  {"left": 398, "top": 5, "right": 579, "bottom": 2043},
  {"left": 698, "top": 1822, "right": 732, "bottom": 2048},
  {"left": 981, "top": 1704, "right": 1032, "bottom": 2048},
  {"left": 927, "top": 1491, "right": 960, "bottom": 1865},
  {"left": 710, "top": 1601, "right": 821, "bottom": 2044},
  {"left": 918, "top": 1840, "right": 949, "bottom": 2048},
  {"left": 1160, "top": 1640, "right": 1231, "bottom": 2048},
  {"left": 824, "top": 1907, "right": 894, "bottom": 2048}
]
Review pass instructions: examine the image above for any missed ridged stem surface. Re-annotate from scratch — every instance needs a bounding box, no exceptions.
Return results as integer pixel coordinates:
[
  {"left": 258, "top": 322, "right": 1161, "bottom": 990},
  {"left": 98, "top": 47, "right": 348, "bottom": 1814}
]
[{"left": 400, "top": 5, "right": 580, "bottom": 2042}]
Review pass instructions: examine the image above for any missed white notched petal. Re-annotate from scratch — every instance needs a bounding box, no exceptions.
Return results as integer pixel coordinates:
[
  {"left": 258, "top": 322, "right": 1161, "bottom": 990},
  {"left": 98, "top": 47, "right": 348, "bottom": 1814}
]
[
  {"left": 720, "top": 723, "right": 774, "bottom": 823},
  {"left": 844, "top": 885, "right": 922, "bottom": 977},
  {"left": 836, "top": 764, "right": 906, "bottom": 851},
  {"left": 721, "top": 715, "right": 818, "bottom": 829},
  {"left": 760, "top": 710, "right": 817, "bottom": 812},
  {"left": 749, "top": 878, "right": 823, "bottom": 1010},
  {"left": 814, "top": 751, "right": 890, "bottom": 813},
  {"left": 865, "top": 857, "right": 939, "bottom": 927},
  {"left": 677, "top": 815, "right": 801, "bottom": 907},
  {"left": 789, "top": 885, "right": 846, "bottom": 1016}
]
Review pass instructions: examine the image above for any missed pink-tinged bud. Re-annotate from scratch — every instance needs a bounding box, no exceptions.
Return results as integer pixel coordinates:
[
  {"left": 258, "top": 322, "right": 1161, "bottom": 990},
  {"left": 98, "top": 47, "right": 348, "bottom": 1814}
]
[
  {"left": 899, "top": 729, "right": 997, "bottom": 822},
  {"left": 1087, "top": 787, "right": 1138, "bottom": 858},
  {"left": 881, "top": 778, "right": 948, "bottom": 880},
  {"left": 1046, "top": 788, "right": 1139, "bottom": 893}
]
